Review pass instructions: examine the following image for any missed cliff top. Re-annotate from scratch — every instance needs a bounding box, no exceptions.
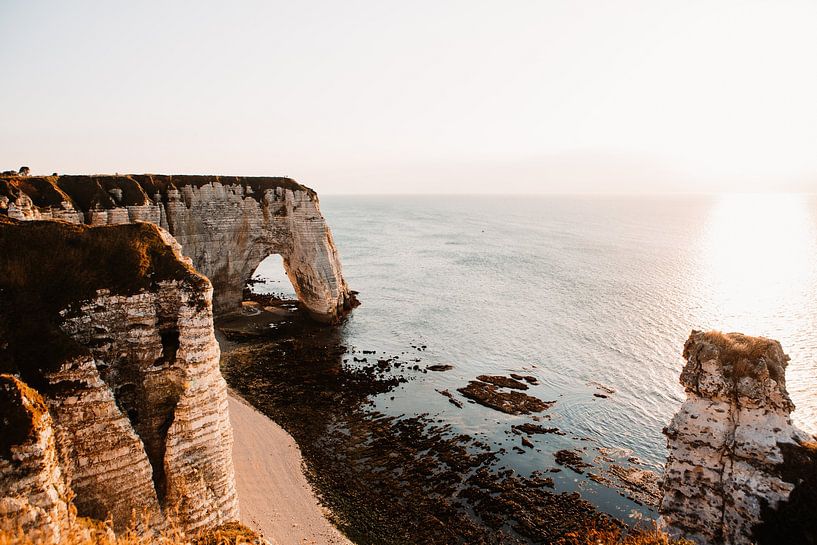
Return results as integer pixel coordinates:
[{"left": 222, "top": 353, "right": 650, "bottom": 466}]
[
  {"left": 0, "top": 217, "right": 208, "bottom": 388},
  {"left": 0, "top": 173, "right": 316, "bottom": 213},
  {"left": 683, "top": 330, "right": 787, "bottom": 383},
  {"left": 681, "top": 330, "right": 792, "bottom": 410}
]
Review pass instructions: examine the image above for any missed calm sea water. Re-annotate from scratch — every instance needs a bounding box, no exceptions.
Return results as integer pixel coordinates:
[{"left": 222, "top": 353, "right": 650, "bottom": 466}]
[{"left": 255, "top": 194, "right": 817, "bottom": 517}]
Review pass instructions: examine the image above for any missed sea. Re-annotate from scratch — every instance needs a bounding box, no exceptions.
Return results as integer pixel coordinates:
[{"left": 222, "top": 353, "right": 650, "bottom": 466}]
[{"left": 253, "top": 193, "right": 817, "bottom": 519}]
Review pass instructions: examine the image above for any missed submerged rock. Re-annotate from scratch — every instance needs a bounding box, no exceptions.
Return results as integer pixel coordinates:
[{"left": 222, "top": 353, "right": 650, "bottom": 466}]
[
  {"left": 457, "top": 380, "right": 554, "bottom": 415},
  {"left": 476, "top": 374, "right": 530, "bottom": 390},
  {"left": 607, "top": 464, "right": 661, "bottom": 507},
  {"left": 510, "top": 373, "right": 539, "bottom": 385},
  {"left": 512, "top": 423, "right": 563, "bottom": 435},
  {"left": 436, "top": 388, "right": 463, "bottom": 408},
  {"left": 554, "top": 449, "right": 591, "bottom": 474}
]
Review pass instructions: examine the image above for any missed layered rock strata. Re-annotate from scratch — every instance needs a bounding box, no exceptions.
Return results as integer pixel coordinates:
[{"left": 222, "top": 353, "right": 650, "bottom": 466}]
[
  {"left": 0, "top": 217, "right": 238, "bottom": 538},
  {"left": 0, "top": 174, "right": 355, "bottom": 322},
  {"left": 660, "top": 330, "right": 816, "bottom": 545},
  {"left": 0, "top": 376, "right": 71, "bottom": 543}
]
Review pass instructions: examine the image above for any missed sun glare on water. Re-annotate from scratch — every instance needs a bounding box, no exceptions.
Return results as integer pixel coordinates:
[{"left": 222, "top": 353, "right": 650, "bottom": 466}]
[
  {"left": 701, "top": 193, "right": 817, "bottom": 432},
  {"left": 704, "top": 193, "right": 816, "bottom": 324}
]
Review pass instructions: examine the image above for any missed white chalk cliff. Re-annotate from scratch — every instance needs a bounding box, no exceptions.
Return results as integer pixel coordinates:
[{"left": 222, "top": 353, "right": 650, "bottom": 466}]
[
  {"left": 0, "top": 376, "right": 71, "bottom": 543},
  {"left": 0, "top": 218, "right": 238, "bottom": 539},
  {"left": 660, "top": 330, "right": 816, "bottom": 545},
  {"left": 0, "top": 174, "right": 356, "bottom": 322}
]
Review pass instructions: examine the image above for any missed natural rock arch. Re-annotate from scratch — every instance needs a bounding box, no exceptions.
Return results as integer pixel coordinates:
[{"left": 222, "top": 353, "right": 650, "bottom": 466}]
[
  {"left": 245, "top": 252, "right": 300, "bottom": 300},
  {"left": 0, "top": 174, "right": 356, "bottom": 322}
]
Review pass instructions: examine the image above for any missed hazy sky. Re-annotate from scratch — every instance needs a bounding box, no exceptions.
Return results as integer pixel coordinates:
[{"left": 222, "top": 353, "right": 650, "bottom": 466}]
[{"left": 2, "top": 1, "right": 816, "bottom": 194}]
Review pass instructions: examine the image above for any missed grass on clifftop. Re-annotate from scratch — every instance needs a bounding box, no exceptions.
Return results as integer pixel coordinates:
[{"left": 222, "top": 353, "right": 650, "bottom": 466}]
[
  {"left": 557, "top": 524, "right": 694, "bottom": 545},
  {"left": 0, "top": 217, "right": 203, "bottom": 301},
  {"left": 0, "top": 521, "right": 262, "bottom": 545},
  {"left": 0, "top": 217, "right": 207, "bottom": 387},
  {"left": 0, "top": 176, "right": 71, "bottom": 209},
  {"left": 130, "top": 174, "right": 314, "bottom": 200},
  {"left": 689, "top": 331, "right": 785, "bottom": 382},
  {"left": 0, "top": 173, "right": 316, "bottom": 215}
]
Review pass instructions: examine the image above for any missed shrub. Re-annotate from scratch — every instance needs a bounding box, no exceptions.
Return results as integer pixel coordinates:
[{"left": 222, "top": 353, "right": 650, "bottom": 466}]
[{"left": 557, "top": 522, "right": 694, "bottom": 545}]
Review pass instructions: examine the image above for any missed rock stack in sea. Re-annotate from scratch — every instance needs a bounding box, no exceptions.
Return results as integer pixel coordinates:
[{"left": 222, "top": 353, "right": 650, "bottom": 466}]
[
  {"left": 660, "top": 330, "right": 817, "bottom": 545},
  {"left": 0, "top": 217, "right": 238, "bottom": 540}
]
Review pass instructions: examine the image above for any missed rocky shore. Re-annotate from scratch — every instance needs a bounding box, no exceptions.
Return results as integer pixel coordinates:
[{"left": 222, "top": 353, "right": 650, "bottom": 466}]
[
  {"left": 217, "top": 295, "right": 817, "bottom": 545},
  {"left": 218, "top": 298, "right": 667, "bottom": 545}
]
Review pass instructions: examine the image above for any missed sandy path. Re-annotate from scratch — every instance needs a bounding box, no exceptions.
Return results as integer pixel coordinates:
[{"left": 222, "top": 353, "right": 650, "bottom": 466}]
[{"left": 228, "top": 393, "right": 354, "bottom": 545}]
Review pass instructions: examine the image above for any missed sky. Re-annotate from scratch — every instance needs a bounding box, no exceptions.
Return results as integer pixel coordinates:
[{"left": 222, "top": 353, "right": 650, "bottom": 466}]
[{"left": 1, "top": 1, "right": 816, "bottom": 194}]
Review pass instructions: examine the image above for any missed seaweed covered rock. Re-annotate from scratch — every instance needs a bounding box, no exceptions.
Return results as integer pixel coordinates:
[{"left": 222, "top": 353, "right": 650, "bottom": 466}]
[
  {"left": 0, "top": 217, "right": 238, "bottom": 539},
  {"left": 659, "top": 330, "right": 816, "bottom": 545}
]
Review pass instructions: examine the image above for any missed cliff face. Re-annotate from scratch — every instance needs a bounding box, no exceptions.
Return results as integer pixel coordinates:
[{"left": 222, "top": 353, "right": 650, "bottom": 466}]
[
  {"left": 0, "top": 217, "right": 238, "bottom": 538},
  {"left": 0, "top": 174, "right": 355, "bottom": 322},
  {"left": 660, "top": 330, "right": 816, "bottom": 545},
  {"left": 0, "top": 376, "right": 71, "bottom": 543}
]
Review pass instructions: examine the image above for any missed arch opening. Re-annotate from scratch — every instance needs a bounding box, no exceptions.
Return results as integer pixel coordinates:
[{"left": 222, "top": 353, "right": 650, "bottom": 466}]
[{"left": 243, "top": 254, "right": 300, "bottom": 312}]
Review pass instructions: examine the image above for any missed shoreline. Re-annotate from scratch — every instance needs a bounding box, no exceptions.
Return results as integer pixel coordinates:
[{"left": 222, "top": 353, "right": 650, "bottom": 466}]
[
  {"left": 216, "top": 301, "right": 662, "bottom": 544},
  {"left": 227, "top": 389, "right": 353, "bottom": 545}
]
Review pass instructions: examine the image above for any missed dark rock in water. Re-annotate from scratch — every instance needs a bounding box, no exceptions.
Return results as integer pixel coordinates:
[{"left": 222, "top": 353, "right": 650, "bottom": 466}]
[
  {"left": 426, "top": 364, "right": 454, "bottom": 372},
  {"left": 588, "top": 472, "right": 612, "bottom": 487},
  {"left": 521, "top": 436, "right": 534, "bottom": 449},
  {"left": 593, "top": 393, "right": 608, "bottom": 399},
  {"left": 587, "top": 381, "right": 616, "bottom": 394},
  {"left": 554, "top": 449, "right": 591, "bottom": 474},
  {"left": 528, "top": 471, "right": 556, "bottom": 488},
  {"left": 435, "top": 388, "right": 463, "bottom": 408},
  {"left": 510, "top": 373, "right": 539, "bottom": 385},
  {"left": 512, "top": 423, "right": 564, "bottom": 436},
  {"left": 457, "top": 381, "right": 554, "bottom": 415},
  {"left": 476, "top": 374, "right": 529, "bottom": 390}
]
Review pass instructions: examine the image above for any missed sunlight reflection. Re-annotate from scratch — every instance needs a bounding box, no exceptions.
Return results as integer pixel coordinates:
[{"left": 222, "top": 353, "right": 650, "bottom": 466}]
[
  {"left": 704, "top": 193, "right": 815, "bottom": 331},
  {"left": 701, "top": 193, "right": 817, "bottom": 434}
]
